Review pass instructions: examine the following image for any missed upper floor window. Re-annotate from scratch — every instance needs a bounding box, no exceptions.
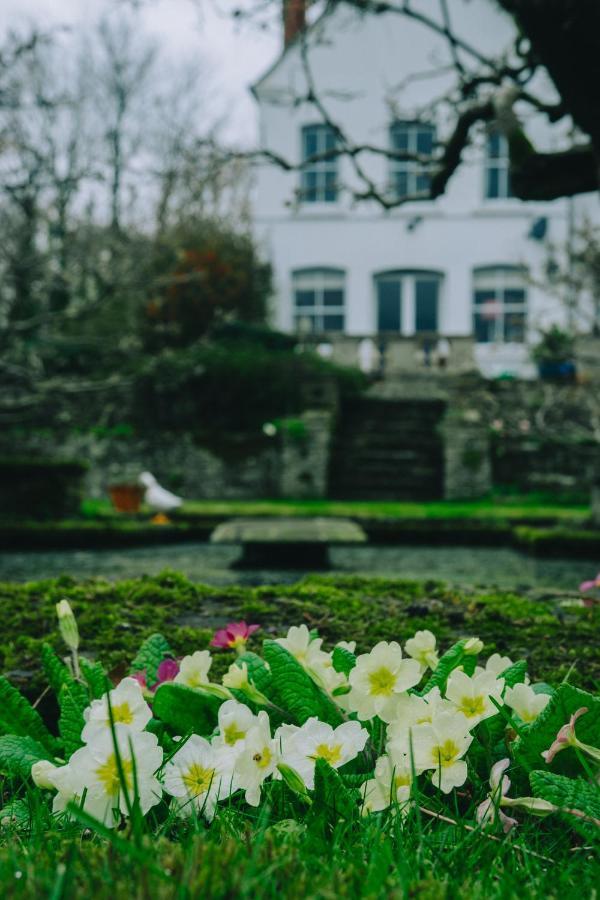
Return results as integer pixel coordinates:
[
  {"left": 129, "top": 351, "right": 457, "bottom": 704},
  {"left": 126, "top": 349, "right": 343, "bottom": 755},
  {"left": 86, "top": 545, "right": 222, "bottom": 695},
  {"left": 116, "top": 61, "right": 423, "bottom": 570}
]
[
  {"left": 300, "top": 124, "right": 338, "bottom": 203},
  {"left": 473, "top": 266, "right": 527, "bottom": 343},
  {"left": 389, "top": 121, "right": 436, "bottom": 199},
  {"left": 485, "top": 131, "right": 513, "bottom": 199},
  {"left": 293, "top": 268, "right": 345, "bottom": 333}
]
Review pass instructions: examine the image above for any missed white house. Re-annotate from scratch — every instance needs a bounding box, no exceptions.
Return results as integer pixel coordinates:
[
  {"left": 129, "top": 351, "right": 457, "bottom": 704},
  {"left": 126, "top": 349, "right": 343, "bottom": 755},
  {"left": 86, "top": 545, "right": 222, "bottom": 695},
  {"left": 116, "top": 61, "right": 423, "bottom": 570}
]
[{"left": 251, "top": 0, "right": 596, "bottom": 378}]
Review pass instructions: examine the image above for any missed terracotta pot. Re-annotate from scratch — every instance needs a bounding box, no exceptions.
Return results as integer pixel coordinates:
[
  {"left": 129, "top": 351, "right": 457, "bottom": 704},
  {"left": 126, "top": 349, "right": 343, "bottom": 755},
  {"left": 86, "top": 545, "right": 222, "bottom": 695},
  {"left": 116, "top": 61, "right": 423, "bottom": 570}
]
[{"left": 108, "top": 483, "right": 144, "bottom": 513}]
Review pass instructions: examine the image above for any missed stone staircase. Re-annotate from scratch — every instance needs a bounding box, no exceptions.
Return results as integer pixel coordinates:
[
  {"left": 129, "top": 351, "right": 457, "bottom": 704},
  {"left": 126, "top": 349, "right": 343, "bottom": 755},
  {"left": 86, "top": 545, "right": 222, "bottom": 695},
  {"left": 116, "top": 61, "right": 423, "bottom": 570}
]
[{"left": 328, "top": 396, "right": 446, "bottom": 500}]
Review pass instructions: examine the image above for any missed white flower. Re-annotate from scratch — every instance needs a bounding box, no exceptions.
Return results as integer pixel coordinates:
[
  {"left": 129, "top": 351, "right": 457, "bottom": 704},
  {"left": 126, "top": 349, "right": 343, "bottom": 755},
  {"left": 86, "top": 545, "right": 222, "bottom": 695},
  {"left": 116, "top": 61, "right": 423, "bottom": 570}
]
[
  {"left": 276, "top": 625, "right": 344, "bottom": 693},
  {"left": 31, "top": 759, "right": 59, "bottom": 790},
  {"left": 404, "top": 630, "right": 438, "bottom": 673},
  {"left": 464, "top": 638, "right": 484, "bottom": 655},
  {"left": 81, "top": 677, "right": 152, "bottom": 744},
  {"left": 336, "top": 641, "right": 356, "bottom": 654},
  {"left": 411, "top": 711, "right": 473, "bottom": 793},
  {"left": 163, "top": 734, "right": 238, "bottom": 820},
  {"left": 475, "top": 653, "right": 514, "bottom": 678},
  {"left": 175, "top": 651, "right": 213, "bottom": 689},
  {"left": 346, "top": 642, "right": 422, "bottom": 723},
  {"left": 445, "top": 669, "right": 504, "bottom": 726},
  {"left": 504, "top": 683, "right": 550, "bottom": 724},
  {"left": 309, "top": 654, "right": 347, "bottom": 694},
  {"left": 361, "top": 750, "right": 413, "bottom": 815},
  {"left": 276, "top": 717, "right": 368, "bottom": 789},
  {"left": 60, "top": 725, "right": 163, "bottom": 827},
  {"left": 386, "top": 688, "right": 451, "bottom": 754},
  {"left": 212, "top": 700, "right": 259, "bottom": 752},
  {"left": 222, "top": 662, "right": 250, "bottom": 690},
  {"left": 234, "top": 711, "right": 277, "bottom": 806}
]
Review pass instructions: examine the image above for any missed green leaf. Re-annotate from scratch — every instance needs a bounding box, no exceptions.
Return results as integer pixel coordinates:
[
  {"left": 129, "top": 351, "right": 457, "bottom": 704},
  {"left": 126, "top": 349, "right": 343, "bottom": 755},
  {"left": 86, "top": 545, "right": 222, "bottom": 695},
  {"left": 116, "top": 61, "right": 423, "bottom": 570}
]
[
  {"left": 130, "top": 633, "right": 172, "bottom": 685},
  {"left": 80, "top": 657, "right": 110, "bottom": 700},
  {"left": 514, "top": 683, "right": 600, "bottom": 777},
  {"left": 0, "top": 735, "right": 53, "bottom": 781},
  {"left": 236, "top": 651, "right": 273, "bottom": 695},
  {"left": 262, "top": 640, "right": 343, "bottom": 727},
  {"left": 152, "top": 683, "right": 221, "bottom": 737},
  {"left": 0, "top": 677, "right": 60, "bottom": 755},
  {"left": 41, "top": 643, "right": 89, "bottom": 709},
  {"left": 500, "top": 660, "right": 528, "bottom": 689},
  {"left": 58, "top": 686, "right": 85, "bottom": 759},
  {"left": 530, "top": 770, "right": 600, "bottom": 841},
  {"left": 332, "top": 646, "right": 356, "bottom": 676},
  {"left": 313, "top": 758, "right": 359, "bottom": 821},
  {"left": 0, "top": 799, "right": 32, "bottom": 833},
  {"left": 419, "top": 640, "right": 470, "bottom": 696}
]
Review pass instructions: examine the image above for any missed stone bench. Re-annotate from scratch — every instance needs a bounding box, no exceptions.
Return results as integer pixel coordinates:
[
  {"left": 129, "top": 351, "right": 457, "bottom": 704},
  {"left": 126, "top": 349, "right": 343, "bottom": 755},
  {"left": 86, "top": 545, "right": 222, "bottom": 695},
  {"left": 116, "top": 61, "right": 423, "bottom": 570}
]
[{"left": 210, "top": 516, "right": 367, "bottom": 568}]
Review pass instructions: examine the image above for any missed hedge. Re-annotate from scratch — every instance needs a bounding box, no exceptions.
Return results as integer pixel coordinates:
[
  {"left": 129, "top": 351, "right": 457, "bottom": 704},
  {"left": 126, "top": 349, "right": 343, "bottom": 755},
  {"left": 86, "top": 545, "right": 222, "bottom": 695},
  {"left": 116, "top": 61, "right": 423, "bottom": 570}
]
[{"left": 0, "top": 458, "right": 87, "bottom": 520}]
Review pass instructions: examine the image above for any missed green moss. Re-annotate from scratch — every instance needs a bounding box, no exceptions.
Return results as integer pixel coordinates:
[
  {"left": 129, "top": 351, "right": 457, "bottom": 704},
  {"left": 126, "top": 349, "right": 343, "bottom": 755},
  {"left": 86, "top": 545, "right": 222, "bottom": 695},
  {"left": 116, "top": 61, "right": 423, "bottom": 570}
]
[
  {"left": 0, "top": 573, "right": 598, "bottom": 700},
  {"left": 514, "top": 526, "right": 600, "bottom": 558}
]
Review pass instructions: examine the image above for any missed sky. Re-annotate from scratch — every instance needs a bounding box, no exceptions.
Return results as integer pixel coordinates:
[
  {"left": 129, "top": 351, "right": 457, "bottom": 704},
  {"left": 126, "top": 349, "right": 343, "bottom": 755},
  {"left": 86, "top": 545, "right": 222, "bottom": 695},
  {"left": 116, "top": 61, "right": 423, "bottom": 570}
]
[{"left": 0, "top": 0, "right": 280, "bottom": 143}]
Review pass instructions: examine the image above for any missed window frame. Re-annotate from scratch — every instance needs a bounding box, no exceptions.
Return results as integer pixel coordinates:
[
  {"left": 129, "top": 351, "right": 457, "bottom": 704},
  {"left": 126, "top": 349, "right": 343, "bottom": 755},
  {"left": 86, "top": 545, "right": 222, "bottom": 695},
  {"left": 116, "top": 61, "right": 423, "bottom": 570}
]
[
  {"left": 374, "top": 269, "right": 443, "bottom": 335},
  {"left": 389, "top": 121, "right": 436, "bottom": 201},
  {"left": 484, "top": 131, "right": 513, "bottom": 200},
  {"left": 472, "top": 265, "right": 527, "bottom": 344},
  {"left": 292, "top": 267, "right": 346, "bottom": 334},
  {"left": 299, "top": 124, "right": 339, "bottom": 204}
]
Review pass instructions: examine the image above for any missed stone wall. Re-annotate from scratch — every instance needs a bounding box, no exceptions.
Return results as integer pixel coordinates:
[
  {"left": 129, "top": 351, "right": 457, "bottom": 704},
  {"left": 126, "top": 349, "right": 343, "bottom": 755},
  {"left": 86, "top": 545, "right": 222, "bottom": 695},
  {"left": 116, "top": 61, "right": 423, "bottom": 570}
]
[{"left": 442, "top": 410, "right": 492, "bottom": 500}]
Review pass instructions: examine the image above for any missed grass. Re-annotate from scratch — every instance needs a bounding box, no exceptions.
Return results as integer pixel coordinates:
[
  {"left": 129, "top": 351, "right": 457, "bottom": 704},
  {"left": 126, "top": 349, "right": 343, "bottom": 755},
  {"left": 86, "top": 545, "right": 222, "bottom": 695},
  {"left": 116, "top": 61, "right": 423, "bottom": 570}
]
[{"left": 1, "top": 793, "right": 598, "bottom": 899}]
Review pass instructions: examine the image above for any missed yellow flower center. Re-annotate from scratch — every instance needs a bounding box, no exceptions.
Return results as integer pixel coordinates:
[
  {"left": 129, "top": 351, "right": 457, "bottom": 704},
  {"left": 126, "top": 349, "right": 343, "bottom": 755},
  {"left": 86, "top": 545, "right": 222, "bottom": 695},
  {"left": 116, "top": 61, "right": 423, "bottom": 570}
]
[
  {"left": 394, "top": 773, "right": 411, "bottom": 789},
  {"left": 252, "top": 746, "right": 272, "bottom": 770},
  {"left": 314, "top": 743, "right": 343, "bottom": 766},
  {"left": 223, "top": 723, "right": 246, "bottom": 746},
  {"left": 431, "top": 740, "right": 460, "bottom": 768},
  {"left": 110, "top": 703, "right": 134, "bottom": 726},
  {"left": 96, "top": 754, "right": 133, "bottom": 795},
  {"left": 186, "top": 672, "right": 206, "bottom": 688},
  {"left": 458, "top": 695, "right": 486, "bottom": 718},
  {"left": 368, "top": 667, "right": 396, "bottom": 696},
  {"left": 182, "top": 763, "right": 215, "bottom": 797}
]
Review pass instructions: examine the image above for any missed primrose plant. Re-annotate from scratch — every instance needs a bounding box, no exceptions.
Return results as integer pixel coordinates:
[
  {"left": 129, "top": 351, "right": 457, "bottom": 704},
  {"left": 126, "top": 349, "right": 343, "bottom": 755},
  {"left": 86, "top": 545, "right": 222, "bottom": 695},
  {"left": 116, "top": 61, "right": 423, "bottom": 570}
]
[{"left": 0, "top": 606, "right": 599, "bottom": 840}]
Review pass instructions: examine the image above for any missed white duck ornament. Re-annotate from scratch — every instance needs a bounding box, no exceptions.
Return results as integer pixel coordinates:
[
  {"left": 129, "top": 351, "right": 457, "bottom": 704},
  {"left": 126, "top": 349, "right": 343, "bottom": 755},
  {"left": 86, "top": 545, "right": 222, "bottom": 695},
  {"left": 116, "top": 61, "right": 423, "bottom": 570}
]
[{"left": 139, "top": 471, "right": 182, "bottom": 522}]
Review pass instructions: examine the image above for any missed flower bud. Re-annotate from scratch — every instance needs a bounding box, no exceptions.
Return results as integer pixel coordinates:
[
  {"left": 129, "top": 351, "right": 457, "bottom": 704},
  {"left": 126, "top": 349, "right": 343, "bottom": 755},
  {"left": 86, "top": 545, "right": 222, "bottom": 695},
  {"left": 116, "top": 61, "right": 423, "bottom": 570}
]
[
  {"left": 277, "top": 763, "right": 311, "bottom": 800},
  {"left": 31, "top": 759, "right": 58, "bottom": 790},
  {"left": 56, "top": 600, "right": 79, "bottom": 651},
  {"left": 464, "top": 638, "right": 484, "bottom": 655}
]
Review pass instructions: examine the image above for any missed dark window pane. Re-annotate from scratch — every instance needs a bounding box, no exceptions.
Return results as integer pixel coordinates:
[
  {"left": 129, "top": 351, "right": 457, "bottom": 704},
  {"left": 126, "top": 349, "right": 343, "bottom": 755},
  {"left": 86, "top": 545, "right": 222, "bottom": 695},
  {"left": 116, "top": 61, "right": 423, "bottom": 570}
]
[
  {"left": 323, "top": 314, "right": 344, "bottom": 332},
  {"left": 417, "top": 128, "right": 434, "bottom": 154},
  {"left": 474, "top": 313, "right": 494, "bottom": 343},
  {"left": 394, "top": 171, "right": 408, "bottom": 198},
  {"left": 295, "top": 290, "right": 315, "bottom": 308},
  {"left": 301, "top": 171, "right": 317, "bottom": 202},
  {"left": 415, "top": 278, "right": 439, "bottom": 332},
  {"left": 303, "top": 129, "right": 317, "bottom": 159},
  {"left": 324, "top": 128, "right": 337, "bottom": 151},
  {"left": 487, "top": 132, "right": 502, "bottom": 159},
  {"left": 416, "top": 171, "right": 430, "bottom": 193},
  {"left": 323, "top": 289, "right": 343, "bottom": 307},
  {"left": 504, "top": 312, "right": 526, "bottom": 342},
  {"left": 391, "top": 127, "right": 408, "bottom": 151},
  {"left": 474, "top": 289, "right": 497, "bottom": 306},
  {"left": 504, "top": 289, "right": 526, "bottom": 306},
  {"left": 486, "top": 168, "right": 499, "bottom": 198},
  {"left": 377, "top": 279, "right": 402, "bottom": 331}
]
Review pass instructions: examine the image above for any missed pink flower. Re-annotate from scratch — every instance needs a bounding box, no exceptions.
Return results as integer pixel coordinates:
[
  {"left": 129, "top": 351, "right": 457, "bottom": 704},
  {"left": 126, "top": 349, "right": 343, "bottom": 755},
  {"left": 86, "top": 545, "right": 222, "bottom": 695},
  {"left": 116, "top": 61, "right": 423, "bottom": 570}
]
[
  {"left": 542, "top": 707, "right": 588, "bottom": 764},
  {"left": 476, "top": 759, "right": 518, "bottom": 833},
  {"left": 131, "top": 658, "right": 180, "bottom": 694},
  {"left": 211, "top": 621, "right": 260, "bottom": 652},
  {"left": 579, "top": 573, "right": 600, "bottom": 593},
  {"left": 131, "top": 671, "right": 147, "bottom": 691}
]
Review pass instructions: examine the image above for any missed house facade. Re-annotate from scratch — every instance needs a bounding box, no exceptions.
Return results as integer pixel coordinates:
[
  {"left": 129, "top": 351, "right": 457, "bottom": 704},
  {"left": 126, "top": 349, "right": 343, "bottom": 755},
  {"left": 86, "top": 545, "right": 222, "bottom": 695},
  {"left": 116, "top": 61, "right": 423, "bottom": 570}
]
[{"left": 251, "top": 0, "right": 596, "bottom": 378}]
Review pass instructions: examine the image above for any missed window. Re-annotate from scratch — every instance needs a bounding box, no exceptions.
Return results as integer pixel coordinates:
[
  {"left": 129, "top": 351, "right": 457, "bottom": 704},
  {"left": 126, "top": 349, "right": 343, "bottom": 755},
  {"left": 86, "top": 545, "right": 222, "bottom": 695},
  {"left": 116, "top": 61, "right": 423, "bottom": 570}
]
[
  {"left": 293, "top": 268, "right": 345, "bottom": 333},
  {"left": 389, "top": 121, "right": 436, "bottom": 199},
  {"left": 473, "top": 266, "right": 527, "bottom": 343},
  {"left": 485, "top": 131, "right": 513, "bottom": 199},
  {"left": 375, "top": 271, "right": 441, "bottom": 333},
  {"left": 300, "top": 124, "right": 338, "bottom": 203}
]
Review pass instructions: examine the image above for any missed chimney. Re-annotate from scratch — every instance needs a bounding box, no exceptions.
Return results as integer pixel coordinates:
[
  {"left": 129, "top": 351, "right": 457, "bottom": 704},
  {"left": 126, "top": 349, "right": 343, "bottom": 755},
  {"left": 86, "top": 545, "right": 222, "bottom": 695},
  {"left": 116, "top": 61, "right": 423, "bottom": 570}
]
[{"left": 283, "top": 0, "right": 306, "bottom": 46}]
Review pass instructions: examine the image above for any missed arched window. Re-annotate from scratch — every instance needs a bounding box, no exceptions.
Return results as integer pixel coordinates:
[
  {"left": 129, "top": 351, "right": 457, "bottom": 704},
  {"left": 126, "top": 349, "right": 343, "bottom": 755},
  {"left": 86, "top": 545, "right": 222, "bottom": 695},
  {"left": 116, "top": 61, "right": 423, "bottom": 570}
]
[
  {"left": 473, "top": 266, "right": 527, "bottom": 343},
  {"left": 485, "top": 131, "right": 513, "bottom": 199},
  {"left": 300, "top": 124, "right": 338, "bottom": 203},
  {"left": 375, "top": 270, "right": 442, "bottom": 334},
  {"left": 389, "top": 121, "right": 436, "bottom": 199},
  {"left": 292, "top": 268, "right": 345, "bottom": 333}
]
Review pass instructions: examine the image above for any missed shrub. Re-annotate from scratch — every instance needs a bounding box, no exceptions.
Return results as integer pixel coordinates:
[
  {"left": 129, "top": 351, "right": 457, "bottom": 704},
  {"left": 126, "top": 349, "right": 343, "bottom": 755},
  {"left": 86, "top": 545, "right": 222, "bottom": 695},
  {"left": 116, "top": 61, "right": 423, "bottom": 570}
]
[{"left": 0, "top": 459, "right": 87, "bottom": 520}]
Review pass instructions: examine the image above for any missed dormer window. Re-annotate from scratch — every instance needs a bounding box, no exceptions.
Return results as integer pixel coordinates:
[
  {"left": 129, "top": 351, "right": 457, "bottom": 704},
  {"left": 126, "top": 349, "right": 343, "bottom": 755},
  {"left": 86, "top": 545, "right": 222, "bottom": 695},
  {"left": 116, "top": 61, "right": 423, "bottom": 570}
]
[
  {"left": 389, "top": 121, "right": 436, "bottom": 200},
  {"left": 485, "top": 131, "right": 513, "bottom": 199},
  {"left": 300, "top": 124, "right": 338, "bottom": 203}
]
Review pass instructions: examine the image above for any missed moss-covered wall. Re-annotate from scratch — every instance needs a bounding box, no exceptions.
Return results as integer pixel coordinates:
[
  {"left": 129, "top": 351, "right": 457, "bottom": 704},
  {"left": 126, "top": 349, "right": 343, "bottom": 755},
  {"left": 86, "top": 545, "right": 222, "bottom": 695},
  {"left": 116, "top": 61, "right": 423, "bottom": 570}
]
[{"left": 1, "top": 573, "right": 597, "bottom": 703}]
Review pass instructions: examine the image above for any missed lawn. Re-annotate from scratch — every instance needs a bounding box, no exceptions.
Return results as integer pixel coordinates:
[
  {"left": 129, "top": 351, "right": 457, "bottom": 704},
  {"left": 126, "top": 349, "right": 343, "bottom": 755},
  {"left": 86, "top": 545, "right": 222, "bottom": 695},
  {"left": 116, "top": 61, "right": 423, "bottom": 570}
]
[{"left": 0, "top": 574, "right": 598, "bottom": 899}]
